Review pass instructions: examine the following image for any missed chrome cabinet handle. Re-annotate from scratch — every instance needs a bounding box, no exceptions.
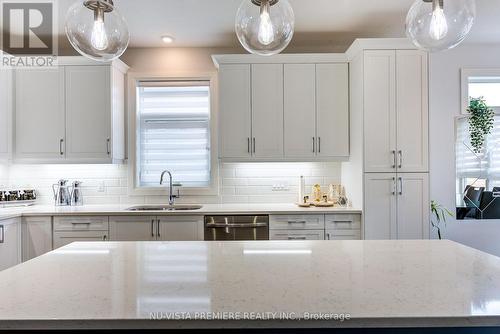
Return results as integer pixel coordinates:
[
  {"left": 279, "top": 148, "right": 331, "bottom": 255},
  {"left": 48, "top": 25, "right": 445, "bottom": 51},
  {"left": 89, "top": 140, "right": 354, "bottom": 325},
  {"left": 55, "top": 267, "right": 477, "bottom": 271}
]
[
  {"left": 288, "top": 236, "right": 307, "bottom": 240},
  {"left": 391, "top": 150, "right": 396, "bottom": 169},
  {"left": 102, "top": 235, "right": 107, "bottom": 241},
  {"left": 0, "top": 225, "right": 4, "bottom": 243},
  {"left": 71, "top": 222, "right": 91, "bottom": 225},
  {"left": 312, "top": 137, "right": 315, "bottom": 153},
  {"left": 392, "top": 177, "right": 396, "bottom": 195},
  {"left": 157, "top": 219, "right": 161, "bottom": 238},
  {"left": 151, "top": 219, "right": 155, "bottom": 238},
  {"left": 398, "top": 150, "right": 403, "bottom": 169},
  {"left": 288, "top": 221, "right": 307, "bottom": 224},
  {"left": 106, "top": 138, "right": 111, "bottom": 155},
  {"left": 253, "top": 138, "right": 256, "bottom": 154},
  {"left": 247, "top": 138, "right": 250, "bottom": 154},
  {"left": 318, "top": 137, "right": 321, "bottom": 153},
  {"left": 399, "top": 177, "right": 403, "bottom": 195},
  {"left": 333, "top": 220, "right": 353, "bottom": 224},
  {"left": 326, "top": 233, "right": 331, "bottom": 240},
  {"left": 59, "top": 139, "right": 64, "bottom": 155}
]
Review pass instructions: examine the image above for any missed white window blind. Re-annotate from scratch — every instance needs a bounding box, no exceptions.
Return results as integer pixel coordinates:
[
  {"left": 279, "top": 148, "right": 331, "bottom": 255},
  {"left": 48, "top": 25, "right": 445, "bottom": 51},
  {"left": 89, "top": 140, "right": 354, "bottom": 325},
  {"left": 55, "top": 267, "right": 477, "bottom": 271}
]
[{"left": 137, "top": 81, "right": 211, "bottom": 188}]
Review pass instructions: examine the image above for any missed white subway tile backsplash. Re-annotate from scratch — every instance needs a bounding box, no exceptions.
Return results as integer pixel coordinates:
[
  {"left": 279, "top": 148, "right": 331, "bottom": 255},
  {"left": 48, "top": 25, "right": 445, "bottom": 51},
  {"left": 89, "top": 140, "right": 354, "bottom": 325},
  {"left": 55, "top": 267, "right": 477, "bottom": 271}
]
[{"left": 4, "top": 162, "right": 342, "bottom": 205}]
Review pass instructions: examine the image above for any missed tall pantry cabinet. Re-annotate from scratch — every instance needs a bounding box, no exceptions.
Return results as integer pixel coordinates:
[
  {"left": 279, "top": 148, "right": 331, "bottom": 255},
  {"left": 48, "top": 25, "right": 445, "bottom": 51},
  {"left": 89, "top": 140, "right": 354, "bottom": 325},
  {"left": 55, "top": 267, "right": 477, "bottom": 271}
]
[{"left": 352, "top": 49, "right": 430, "bottom": 240}]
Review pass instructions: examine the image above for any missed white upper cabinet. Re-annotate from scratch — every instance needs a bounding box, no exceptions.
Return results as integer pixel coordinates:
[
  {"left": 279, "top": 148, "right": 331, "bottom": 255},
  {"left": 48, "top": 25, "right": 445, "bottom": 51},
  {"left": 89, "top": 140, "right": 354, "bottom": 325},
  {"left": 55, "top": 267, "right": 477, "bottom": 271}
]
[
  {"left": 215, "top": 54, "right": 350, "bottom": 162},
  {"left": 363, "top": 51, "right": 397, "bottom": 172},
  {"left": 65, "top": 66, "right": 111, "bottom": 161},
  {"left": 15, "top": 68, "right": 66, "bottom": 161},
  {"left": 251, "top": 64, "right": 284, "bottom": 159},
  {"left": 219, "top": 64, "right": 252, "bottom": 159},
  {"left": 363, "top": 50, "right": 429, "bottom": 173},
  {"left": 396, "top": 50, "right": 429, "bottom": 173},
  {"left": 13, "top": 57, "right": 128, "bottom": 164},
  {"left": 316, "top": 63, "right": 349, "bottom": 158},
  {"left": 0, "top": 69, "right": 12, "bottom": 160},
  {"left": 284, "top": 64, "right": 316, "bottom": 159}
]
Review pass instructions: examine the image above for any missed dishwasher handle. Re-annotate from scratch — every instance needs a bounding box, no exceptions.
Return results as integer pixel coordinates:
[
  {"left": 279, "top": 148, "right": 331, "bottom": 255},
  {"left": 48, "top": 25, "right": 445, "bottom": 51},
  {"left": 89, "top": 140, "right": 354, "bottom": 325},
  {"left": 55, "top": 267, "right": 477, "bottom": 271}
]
[{"left": 205, "top": 223, "right": 268, "bottom": 228}]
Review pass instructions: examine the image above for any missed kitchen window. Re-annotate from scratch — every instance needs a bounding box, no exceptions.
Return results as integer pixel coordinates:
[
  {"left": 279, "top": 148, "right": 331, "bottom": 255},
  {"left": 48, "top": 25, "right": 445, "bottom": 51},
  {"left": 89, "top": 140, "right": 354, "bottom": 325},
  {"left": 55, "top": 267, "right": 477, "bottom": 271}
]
[{"left": 135, "top": 80, "right": 212, "bottom": 189}]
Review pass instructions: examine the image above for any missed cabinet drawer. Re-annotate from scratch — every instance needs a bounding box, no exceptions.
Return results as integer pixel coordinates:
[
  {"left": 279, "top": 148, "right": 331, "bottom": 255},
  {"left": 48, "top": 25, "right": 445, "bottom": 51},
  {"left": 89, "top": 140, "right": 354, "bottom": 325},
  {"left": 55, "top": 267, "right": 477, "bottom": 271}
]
[
  {"left": 270, "top": 230, "right": 324, "bottom": 240},
  {"left": 53, "top": 231, "right": 108, "bottom": 249},
  {"left": 325, "top": 214, "right": 361, "bottom": 230},
  {"left": 53, "top": 216, "right": 109, "bottom": 231},
  {"left": 326, "top": 229, "right": 361, "bottom": 240},
  {"left": 270, "top": 215, "right": 324, "bottom": 230}
]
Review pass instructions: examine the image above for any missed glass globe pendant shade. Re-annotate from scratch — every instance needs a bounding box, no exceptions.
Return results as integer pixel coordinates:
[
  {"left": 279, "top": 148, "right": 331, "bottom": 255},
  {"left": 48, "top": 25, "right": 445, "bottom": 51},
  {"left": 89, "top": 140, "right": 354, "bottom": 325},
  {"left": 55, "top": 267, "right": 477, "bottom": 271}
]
[
  {"left": 65, "top": 0, "right": 130, "bottom": 62},
  {"left": 406, "top": 0, "right": 475, "bottom": 52},
  {"left": 235, "top": 0, "right": 295, "bottom": 56}
]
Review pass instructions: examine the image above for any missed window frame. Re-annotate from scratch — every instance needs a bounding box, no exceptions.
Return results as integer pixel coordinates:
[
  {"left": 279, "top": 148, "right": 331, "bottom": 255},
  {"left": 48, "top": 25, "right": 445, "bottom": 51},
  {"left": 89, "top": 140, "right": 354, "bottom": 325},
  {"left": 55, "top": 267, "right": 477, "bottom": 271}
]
[
  {"left": 127, "top": 71, "right": 219, "bottom": 196},
  {"left": 461, "top": 68, "right": 500, "bottom": 114}
]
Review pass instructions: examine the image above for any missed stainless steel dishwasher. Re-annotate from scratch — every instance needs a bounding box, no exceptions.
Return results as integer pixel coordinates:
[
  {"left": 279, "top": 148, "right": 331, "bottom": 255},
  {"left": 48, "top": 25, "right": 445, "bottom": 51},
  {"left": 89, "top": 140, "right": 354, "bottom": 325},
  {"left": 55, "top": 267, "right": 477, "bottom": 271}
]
[{"left": 204, "top": 215, "right": 269, "bottom": 241}]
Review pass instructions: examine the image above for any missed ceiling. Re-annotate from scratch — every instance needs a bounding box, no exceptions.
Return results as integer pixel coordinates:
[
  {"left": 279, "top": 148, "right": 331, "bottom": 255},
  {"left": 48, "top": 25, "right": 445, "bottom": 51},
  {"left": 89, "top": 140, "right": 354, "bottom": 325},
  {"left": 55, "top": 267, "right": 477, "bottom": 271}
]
[{"left": 55, "top": 0, "right": 500, "bottom": 51}]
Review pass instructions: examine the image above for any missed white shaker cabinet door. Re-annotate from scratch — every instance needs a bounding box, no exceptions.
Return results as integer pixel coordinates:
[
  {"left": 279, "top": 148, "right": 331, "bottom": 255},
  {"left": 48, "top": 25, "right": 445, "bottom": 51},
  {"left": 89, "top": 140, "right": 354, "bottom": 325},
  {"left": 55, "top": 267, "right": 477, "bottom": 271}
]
[
  {"left": 396, "top": 50, "right": 429, "bottom": 173},
  {"left": 109, "top": 216, "right": 157, "bottom": 241},
  {"left": 65, "top": 66, "right": 112, "bottom": 161},
  {"left": 316, "top": 63, "right": 349, "bottom": 158},
  {"left": 219, "top": 64, "right": 252, "bottom": 159},
  {"left": 284, "top": 64, "right": 316, "bottom": 159},
  {"left": 0, "top": 69, "right": 12, "bottom": 159},
  {"left": 396, "top": 173, "right": 430, "bottom": 239},
  {"left": 251, "top": 64, "right": 284, "bottom": 159},
  {"left": 15, "top": 68, "right": 65, "bottom": 160},
  {"left": 363, "top": 51, "right": 397, "bottom": 172},
  {"left": 0, "top": 218, "right": 21, "bottom": 271},
  {"left": 158, "top": 216, "right": 204, "bottom": 241},
  {"left": 364, "top": 173, "right": 397, "bottom": 240},
  {"left": 22, "top": 217, "right": 52, "bottom": 262}
]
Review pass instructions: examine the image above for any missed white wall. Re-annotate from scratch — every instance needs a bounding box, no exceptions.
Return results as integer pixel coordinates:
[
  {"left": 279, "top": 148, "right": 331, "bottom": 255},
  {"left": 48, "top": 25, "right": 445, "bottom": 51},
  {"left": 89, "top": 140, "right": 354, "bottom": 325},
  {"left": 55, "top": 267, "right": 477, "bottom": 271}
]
[{"left": 430, "top": 43, "right": 500, "bottom": 256}]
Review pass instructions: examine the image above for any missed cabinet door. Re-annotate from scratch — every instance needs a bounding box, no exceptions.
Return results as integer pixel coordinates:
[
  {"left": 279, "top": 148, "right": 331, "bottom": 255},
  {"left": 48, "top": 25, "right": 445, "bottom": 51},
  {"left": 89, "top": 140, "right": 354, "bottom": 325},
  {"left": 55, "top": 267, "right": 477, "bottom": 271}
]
[
  {"left": 284, "top": 64, "right": 316, "bottom": 158},
  {"left": 0, "top": 218, "right": 21, "bottom": 271},
  {"left": 15, "top": 68, "right": 65, "bottom": 160},
  {"left": 22, "top": 217, "right": 52, "bottom": 262},
  {"left": 363, "top": 51, "right": 397, "bottom": 172},
  {"left": 158, "top": 216, "right": 203, "bottom": 241},
  {"left": 109, "top": 216, "right": 156, "bottom": 241},
  {"left": 65, "top": 66, "right": 111, "bottom": 161},
  {"left": 270, "top": 230, "right": 324, "bottom": 240},
  {"left": 219, "top": 64, "right": 252, "bottom": 159},
  {"left": 396, "top": 173, "right": 430, "bottom": 239},
  {"left": 53, "top": 231, "right": 108, "bottom": 249},
  {"left": 0, "top": 69, "right": 12, "bottom": 159},
  {"left": 316, "top": 63, "right": 349, "bottom": 158},
  {"left": 364, "top": 173, "right": 397, "bottom": 240},
  {"left": 396, "top": 50, "right": 429, "bottom": 173},
  {"left": 251, "top": 64, "right": 284, "bottom": 158}
]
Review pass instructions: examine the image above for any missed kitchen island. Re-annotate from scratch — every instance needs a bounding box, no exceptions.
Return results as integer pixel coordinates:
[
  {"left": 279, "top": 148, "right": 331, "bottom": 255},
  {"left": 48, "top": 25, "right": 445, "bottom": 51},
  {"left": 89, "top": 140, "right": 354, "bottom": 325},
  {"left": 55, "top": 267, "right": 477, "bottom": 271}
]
[{"left": 0, "top": 240, "right": 500, "bottom": 331}]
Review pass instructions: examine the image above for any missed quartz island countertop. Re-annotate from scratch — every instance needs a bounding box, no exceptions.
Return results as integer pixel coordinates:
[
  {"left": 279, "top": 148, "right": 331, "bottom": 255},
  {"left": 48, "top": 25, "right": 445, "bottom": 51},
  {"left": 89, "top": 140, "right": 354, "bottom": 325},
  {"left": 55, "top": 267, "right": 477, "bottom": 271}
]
[
  {"left": 0, "top": 203, "right": 362, "bottom": 221},
  {"left": 1, "top": 240, "right": 500, "bottom": 330}
]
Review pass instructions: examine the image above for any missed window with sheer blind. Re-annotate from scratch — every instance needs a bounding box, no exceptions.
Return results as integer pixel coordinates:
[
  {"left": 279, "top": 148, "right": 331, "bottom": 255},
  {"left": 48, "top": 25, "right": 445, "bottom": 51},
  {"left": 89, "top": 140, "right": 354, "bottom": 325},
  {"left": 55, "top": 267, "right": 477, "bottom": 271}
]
[{"left": 136, "top": 81, "right": 211, "bottom": 188}]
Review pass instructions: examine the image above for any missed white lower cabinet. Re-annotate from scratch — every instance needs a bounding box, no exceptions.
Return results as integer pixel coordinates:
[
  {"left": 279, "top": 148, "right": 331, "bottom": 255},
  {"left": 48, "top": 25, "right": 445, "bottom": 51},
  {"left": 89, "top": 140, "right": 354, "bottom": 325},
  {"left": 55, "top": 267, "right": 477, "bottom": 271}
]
[
  {"left": 22, "top": 217, "right": 52, "bottom": 262},
  {"left": 110, "top": 215, "right": 203, "bottom": 241},
  {"left": 269, "top": 214, "right": 361, "bottom": 241},
  {"left": 364, "top": 173, "right": 429, "bottom": 240},
  {"left": 52, "top": 216, "right": 109, "bottom": 249},
  {"left": 0, "top": 218, "right": 21, "bottom": 271}
]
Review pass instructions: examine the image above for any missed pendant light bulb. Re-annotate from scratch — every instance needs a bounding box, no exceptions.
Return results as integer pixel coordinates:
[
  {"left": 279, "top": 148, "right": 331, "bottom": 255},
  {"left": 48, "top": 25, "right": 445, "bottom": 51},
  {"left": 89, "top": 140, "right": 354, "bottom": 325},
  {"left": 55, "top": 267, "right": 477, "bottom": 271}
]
[
  {"left": 90, "top": 8, "right": 109, "bottom": 50},
  {"left": 429, "top": 0, "right": 448, "bottom": 40},
  {"left": 258, "top": 1, "right": 274, "bottom": 46}
]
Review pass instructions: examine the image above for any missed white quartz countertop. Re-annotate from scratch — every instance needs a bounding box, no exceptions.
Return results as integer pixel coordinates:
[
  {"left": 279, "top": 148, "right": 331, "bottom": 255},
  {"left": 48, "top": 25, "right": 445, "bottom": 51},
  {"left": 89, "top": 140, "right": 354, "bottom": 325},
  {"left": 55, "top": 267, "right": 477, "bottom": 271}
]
[
  {"left": 0, "top": 203, "right": 362, "bottom": 220},
  {"left": 1, "top": 240, "right": 500, "bottom": 330}
]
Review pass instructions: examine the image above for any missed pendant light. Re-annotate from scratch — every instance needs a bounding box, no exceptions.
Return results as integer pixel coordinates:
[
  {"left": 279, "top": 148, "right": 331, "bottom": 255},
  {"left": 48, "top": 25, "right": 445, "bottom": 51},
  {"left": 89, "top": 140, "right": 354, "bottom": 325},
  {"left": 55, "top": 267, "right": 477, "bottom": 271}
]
[
  {"left": 235, "top": 0, "right": 295, "bottom": 56},
  {"left": 406, "top": 0, "right": 476, "bottom": 52},
  {"left": 65, "top": 0, "right": 129, "bottom": 62}
]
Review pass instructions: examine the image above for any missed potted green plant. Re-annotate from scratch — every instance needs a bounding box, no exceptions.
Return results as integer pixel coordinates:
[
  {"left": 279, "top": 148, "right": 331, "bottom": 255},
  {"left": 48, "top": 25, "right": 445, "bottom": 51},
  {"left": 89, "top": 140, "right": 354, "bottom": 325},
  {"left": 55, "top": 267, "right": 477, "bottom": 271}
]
[
  {"left": 467, "top": 97, "right": 494, "bottom": 154},
  {"left": 430, "top": 200, "right": 454, "bottom": 240}
]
